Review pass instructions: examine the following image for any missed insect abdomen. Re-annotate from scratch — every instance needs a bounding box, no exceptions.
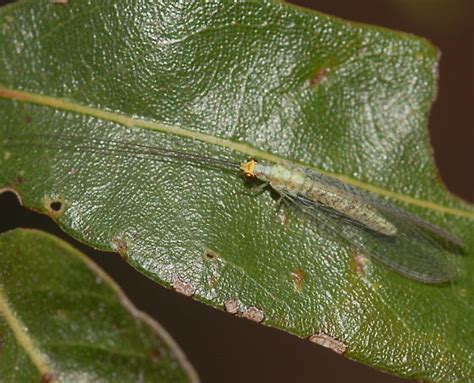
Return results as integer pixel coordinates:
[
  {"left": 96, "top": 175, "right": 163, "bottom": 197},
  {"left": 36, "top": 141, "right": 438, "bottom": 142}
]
[{"left": 258, "top": 163, "right": 397, "bottom": 236}]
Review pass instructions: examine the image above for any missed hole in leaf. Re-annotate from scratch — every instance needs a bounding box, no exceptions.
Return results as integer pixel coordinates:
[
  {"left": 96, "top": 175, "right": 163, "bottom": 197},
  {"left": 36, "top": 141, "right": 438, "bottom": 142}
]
[
  {"left": 43, "top": 196, "right": 66, "bottom": 217},
  {"left": 50, "top": 201, "right": 62, "bottom": 212}
]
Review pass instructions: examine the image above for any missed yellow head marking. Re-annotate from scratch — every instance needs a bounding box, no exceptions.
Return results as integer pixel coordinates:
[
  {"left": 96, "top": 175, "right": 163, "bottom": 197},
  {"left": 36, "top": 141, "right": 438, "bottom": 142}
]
[{"left": 240, "top": 159, "right": 258, "bottom": 178}]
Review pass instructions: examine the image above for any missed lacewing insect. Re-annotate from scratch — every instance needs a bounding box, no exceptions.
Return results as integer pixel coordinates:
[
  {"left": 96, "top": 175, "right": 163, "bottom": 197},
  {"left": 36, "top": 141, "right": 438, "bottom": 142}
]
[
  {"left": 4, "top": 134, "right": 464, "bottom": 284},
  {"left": 241, "top": 159, "right": 464, "bottom": 284}
]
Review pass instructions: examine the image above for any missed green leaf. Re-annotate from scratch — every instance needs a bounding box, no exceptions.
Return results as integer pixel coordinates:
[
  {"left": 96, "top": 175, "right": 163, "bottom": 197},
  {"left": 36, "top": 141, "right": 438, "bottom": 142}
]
[
  {"left": 0, "top": 228, "right": 198, "bottom": 382},
  {"left": 0, "top": 1, "right": 472, "bottom": 381}
]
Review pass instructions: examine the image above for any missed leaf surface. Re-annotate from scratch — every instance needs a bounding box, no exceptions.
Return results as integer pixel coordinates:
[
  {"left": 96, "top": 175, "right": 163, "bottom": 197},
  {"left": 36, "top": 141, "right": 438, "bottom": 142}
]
[
  {"left": 0, "top": 228, "right": 198, "bottom": 382},
  {"left": 0, "top": 1, "right": 473, "bottom": 381}
]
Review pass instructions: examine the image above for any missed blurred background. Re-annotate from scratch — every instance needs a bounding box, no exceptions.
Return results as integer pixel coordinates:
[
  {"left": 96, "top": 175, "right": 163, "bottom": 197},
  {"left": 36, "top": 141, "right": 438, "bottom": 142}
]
[{"left": 0, "top": 1, "right": 472, "bottom": 382}]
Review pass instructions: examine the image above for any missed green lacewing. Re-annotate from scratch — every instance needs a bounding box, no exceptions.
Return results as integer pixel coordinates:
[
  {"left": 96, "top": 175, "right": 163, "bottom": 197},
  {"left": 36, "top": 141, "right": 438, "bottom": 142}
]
[{"left": 3, "top": 134, "right": 464, "bottom": 283}]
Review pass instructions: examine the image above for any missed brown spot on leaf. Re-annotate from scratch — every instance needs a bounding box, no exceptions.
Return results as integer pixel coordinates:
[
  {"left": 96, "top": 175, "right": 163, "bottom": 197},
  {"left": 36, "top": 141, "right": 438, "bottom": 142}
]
[
  {"left": 241, "top": 307, "right": 265, "bottom": 323},
  {"left": 148, "top": 349, "right": 162, "bottom": 363},
  {"left": 172, "top": 278, "right": 195, "bottom": 297},
  {"left": 41, "top": 372, "right": 58, "bottom": 383},
  {"left": 308, "top": 333, "right": 347, "bottom": 355},
  {"left": 224, "top": 299, "right": 240, "bottom": 314},
  {"left": 25, "top": 115, "right": 32, "bottom": 124},
  {"left": 352, "top": 248, "right": 369, "bottom": 276},
  {"left": 14, "top": 175, "right": 24, "bottom": 185},
  {"left": 291, "top": 269, "right": 305, "bottom": 292},
  {"left": 308, "top": 67, "right": 330, "bottom": 87},
  {"left": 0, "top": 335, "right": 3, "bottom": 354}
]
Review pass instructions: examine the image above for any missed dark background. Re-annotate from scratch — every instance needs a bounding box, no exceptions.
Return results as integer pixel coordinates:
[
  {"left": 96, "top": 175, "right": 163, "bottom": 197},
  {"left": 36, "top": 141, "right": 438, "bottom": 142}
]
[{"left": 0, "top": 1, "right": 472, "bottom": 382}]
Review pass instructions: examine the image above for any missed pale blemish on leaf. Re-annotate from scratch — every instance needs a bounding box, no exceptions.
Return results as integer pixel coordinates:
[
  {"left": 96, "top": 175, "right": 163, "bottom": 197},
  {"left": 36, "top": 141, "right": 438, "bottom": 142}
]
[
  {"left": 308, "top": 333, "right": 347, "bottom": 355},
  {"left": 352, "top": 248, "right": 370, "bottom": 277},
  {"left": 111, "top": 236, "right": 129, "bottom": 257},
  {"left": 224, "top": 298, "right": 240, "bottom": 314},
  {"left": 277, "top": 210, "right": 290, "bottom": 226},
  {"left": 224, "top": 300, "right": 265, "bottom": 323},
  {"left": 172, "top": 278, "right": 195, "bottom": 297},
  {"left": 241, "top": 307, "right": 265, "bottom": 323}
]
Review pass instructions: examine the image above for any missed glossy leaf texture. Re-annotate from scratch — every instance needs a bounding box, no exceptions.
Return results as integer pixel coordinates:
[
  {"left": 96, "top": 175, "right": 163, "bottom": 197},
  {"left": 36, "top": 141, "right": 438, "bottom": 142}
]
[
  {"left": 0, "top": 229, "right": 198, "bottom": 382},
  {"left": 0, "top": 1, "right": 473, "bottom": 382}
]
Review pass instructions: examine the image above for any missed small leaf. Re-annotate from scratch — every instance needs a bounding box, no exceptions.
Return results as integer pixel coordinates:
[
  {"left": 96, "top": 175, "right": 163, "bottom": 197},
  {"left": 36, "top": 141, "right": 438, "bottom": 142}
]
[
  {"left": 0, "top": 229, "right": 198, "bottom": 382},
  {"left": 0, "top": 1, "right": 473, "bottom": 381}
]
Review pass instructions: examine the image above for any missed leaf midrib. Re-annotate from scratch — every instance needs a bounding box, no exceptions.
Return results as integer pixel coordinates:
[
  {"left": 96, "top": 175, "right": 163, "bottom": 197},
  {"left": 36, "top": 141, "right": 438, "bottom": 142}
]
[
  {"left": 1, "top": 85, "right": 472, "bottom": 219},
  {"left": 0, "top": 287, "right": 55, "bottom": 380}
]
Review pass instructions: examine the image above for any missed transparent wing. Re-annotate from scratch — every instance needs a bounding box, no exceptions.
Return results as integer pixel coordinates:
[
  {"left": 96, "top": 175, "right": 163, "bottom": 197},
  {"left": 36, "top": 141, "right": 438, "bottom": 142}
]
[
  {"left": 300, "top": 167, "right": 465, "bottom": 247},
  {"left": 279, "top": 169, "right": 463, "bottom": 284}
]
